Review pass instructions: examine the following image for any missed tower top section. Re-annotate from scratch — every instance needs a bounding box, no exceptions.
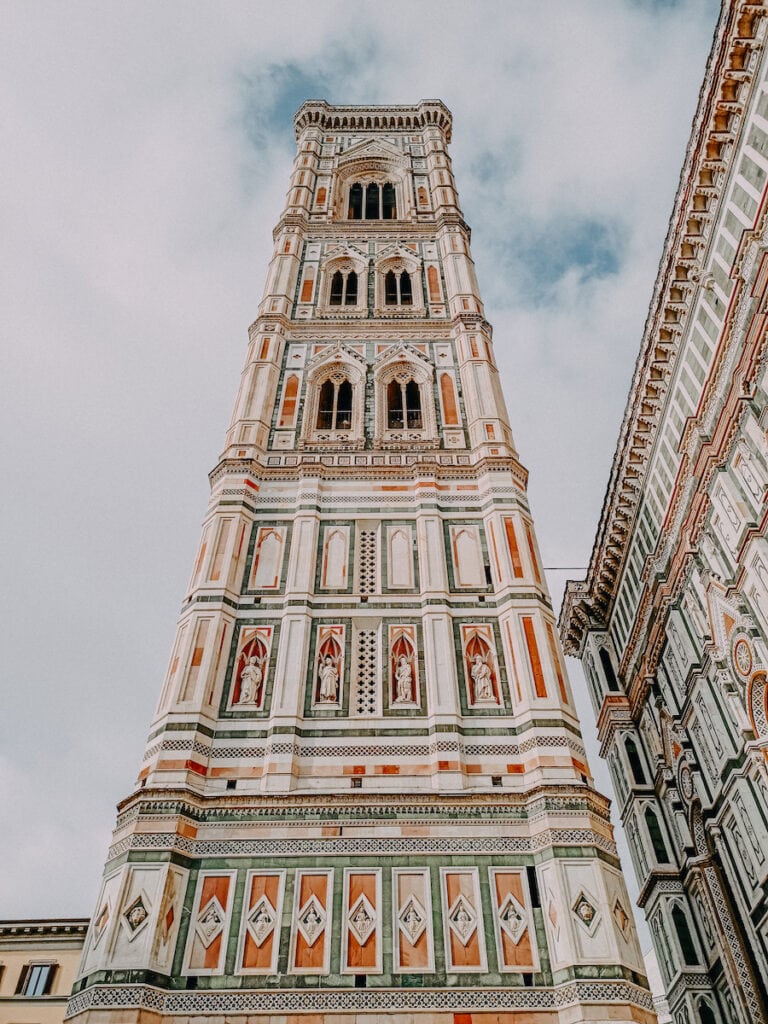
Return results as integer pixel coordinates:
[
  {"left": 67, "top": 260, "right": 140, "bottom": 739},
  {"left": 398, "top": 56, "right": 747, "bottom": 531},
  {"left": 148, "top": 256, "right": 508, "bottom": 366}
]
[{"left": 293, "top": 99, "right": 452, "bottom": 142}]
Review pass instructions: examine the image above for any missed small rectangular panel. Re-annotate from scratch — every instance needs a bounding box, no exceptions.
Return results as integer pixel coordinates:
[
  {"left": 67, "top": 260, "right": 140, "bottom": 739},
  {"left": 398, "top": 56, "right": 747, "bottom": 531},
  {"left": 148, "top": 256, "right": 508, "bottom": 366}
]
[
  {"left": 250, "top": 526, "right": 286, "bottom": 589},
  {"left": 289, "top": 869, "right": 333, "bottom": 975},
  {"left": 440, "top": 867, "right": 487, "bottom": 972},
  {"left": 450, "top": 524, "right": 486, "bottom": 588},
  {"left": 183, "top": 870, "right": 236, "bottom": 975},
  {"left": 393, "top": 868, "right": 434, "bottom": 972},
  {"left": 236, "top": 870, "right": 286, "bottom": 975},
  {"left": 488, "top": 867, "right": 538, "bottom": 971},
  {"left": 387, "top": 525, "right": 414, "bottom": 588},
  {"left": 503, "top": 517, "right": 525, "bottom": 578},
  {"left": 342, "top": 869, "right": 382, "bottom": 974}
]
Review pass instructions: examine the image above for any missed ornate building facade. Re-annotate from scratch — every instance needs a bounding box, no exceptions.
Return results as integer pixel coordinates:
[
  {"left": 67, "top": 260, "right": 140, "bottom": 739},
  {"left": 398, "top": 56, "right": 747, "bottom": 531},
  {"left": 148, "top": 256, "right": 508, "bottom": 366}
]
[
  {"left": 560, "top": 5, "right": 768, "bottom": 1024},
  {"left": 66, "top": 101, "right": 653, "bottom": 1023}
]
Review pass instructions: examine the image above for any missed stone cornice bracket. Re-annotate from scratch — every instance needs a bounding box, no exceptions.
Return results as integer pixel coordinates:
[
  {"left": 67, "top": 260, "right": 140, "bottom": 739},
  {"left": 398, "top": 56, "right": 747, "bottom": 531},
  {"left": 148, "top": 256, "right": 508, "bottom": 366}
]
[{"left": 293, "top": 99, "right": 453, "bottom": 143}]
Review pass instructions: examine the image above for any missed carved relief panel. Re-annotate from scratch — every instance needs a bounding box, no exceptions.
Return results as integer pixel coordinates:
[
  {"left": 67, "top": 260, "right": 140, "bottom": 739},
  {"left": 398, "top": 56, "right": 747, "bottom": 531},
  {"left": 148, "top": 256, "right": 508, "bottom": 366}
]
[{"left": 388, "top": 624, "right": 419, "bottom": 708}]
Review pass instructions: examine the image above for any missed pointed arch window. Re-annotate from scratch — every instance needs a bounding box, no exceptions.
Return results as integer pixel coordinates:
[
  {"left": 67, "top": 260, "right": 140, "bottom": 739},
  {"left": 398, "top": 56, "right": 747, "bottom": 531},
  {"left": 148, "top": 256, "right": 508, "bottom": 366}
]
[
  {"left": 599, "top": 647, "right": 620, "bottom": 692},
  {"left": 387, "top": 378, "right": 422, "bottom": 429},
  {"left": 625, "top": 737, "right": 646, "bottom": 785},
  {"left": 329, "top": 269, "right": 358, "bottom": 306},
  {"left": 316, "top": 378, "right": 353, "bottom": 430},
  {"left": 348, "top": 181, "right": 397, "bottom": 220},
  {"left": 645, "top": 807, "right": 670, "bottom": 864},
  {"left": 671, "top": 905, "right": 699, "bottom": 965},
  {"left": 385, "top": 270, "right": 413, "bottom": 306}
]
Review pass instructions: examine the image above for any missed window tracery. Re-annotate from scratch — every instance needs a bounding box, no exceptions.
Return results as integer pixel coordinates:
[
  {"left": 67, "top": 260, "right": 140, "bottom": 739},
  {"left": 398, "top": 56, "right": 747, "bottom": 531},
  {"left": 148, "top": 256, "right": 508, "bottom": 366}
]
[
  {"left": 300, "top": 345, "right": 366, "bottom": 448},
  {"left": 372, "top": 345, "right": 437, "bottom": 448},
  {"left": 347, "top": 180, "right": 397, "bottom": 220}
]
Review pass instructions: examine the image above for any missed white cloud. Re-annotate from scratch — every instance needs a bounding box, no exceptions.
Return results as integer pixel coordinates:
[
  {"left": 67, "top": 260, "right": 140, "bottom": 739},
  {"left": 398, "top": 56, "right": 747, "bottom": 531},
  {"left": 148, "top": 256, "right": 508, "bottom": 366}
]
[{"left": 0, "top": 0, "right": 718, "bottom": 958}]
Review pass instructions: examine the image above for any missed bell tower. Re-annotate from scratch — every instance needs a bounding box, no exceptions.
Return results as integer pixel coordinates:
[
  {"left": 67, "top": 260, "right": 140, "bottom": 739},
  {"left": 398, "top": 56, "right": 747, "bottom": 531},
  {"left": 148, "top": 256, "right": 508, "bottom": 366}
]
[{"left": 67, "top": 101, "right": 655, "bottom": 1024}]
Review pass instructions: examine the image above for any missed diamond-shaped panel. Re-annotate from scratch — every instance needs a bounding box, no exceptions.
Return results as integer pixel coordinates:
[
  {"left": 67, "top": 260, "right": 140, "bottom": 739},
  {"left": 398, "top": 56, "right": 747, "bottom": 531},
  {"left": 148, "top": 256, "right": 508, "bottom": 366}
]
[
  {"left": 247, "top": 895, "right": 276, "bottom": 947},
  {"left": 195, "top": 896, "right": 226, "bottom": 948},
  {"left": 447, "top": 894, "right": 477, "bottom": 946},
  {"left": 348, "top": 893, "right": 376, "bottom": 946},
  {"left": 297, "top": 894, "right": 326, "bottom": 947},
  {"left": 498, "top": 892, "right": 527, "bottom": 945},
  {"left": 398, "top": 895, "right": 427, "bottom": 946},
  {"left": 572, "top": 891, "right": 600, "bottom": 934}
]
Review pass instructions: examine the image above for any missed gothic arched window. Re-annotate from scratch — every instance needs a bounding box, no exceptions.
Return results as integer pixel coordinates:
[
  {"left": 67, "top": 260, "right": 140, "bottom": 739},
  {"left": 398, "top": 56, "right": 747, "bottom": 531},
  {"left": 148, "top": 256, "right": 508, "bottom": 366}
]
[
  {"left": 387, "top": 378, "right": 422, "bottom": 430},
  {"left": 385, "top": 270, "right": 413, "bottom": 306},
  {"left": 672, "top": 905, "right": 698, "bottom": 965},
  {"left": 329, "top": 270, "right": 358, "bottom": 306},
  {"left": 348, "top": 181, "right": 397, "bottom": 220},
  {"left": 625, "top": 737, "right": 646, "bottom": 785},
  {"left": 316, "top": 378, "right": 353, "bottom": 430},
  {"left": 599, "top": 647, "right": 620, "bottom": 691},
  {"left": 645, "top": 807, "right": 670, "bottom": 864}
]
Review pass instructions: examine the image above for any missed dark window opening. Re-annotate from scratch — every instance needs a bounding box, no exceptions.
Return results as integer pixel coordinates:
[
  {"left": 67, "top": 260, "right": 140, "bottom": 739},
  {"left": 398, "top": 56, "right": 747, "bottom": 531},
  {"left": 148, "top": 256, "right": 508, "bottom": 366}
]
[
  {"left": 348, "top": 182, "right": 363, "bottom": 219},
  {"left": 384, "top": 270, "right": 413, "bottom": 306},
  {"left": 383, "top": 182, "right": 396, "bottom": 218},
  {"left": 699, "top": 1003, "right": 717, "bottom": 1024},
  {"left": 316, "top": 377, "right": 352, "bottom": 431},
  {"left": 526, "top": 865, "right": 541, "bottom": 907},
  {"left": 348, "top": 181, "right": 396, "bottom": 220},
  {"left": 355, "top": 974, "right": 367, "bottom": 987},
  {"left": 330, "top": 270, "right": 344, "bottom": 305},
  {"left": 672, "top": 906, "right": 699, "bottom": 965},
  {"left": 365, "top": 182, "right": 380, "bottom": 220},
  {"left": 626, "top": 737, "right": 646, "bottom": 785},
  {"left": 645, "top": 807, "right": 670, "bottom": 864},
  {"left": 491, "top": 775, "right": 502, "bottom": 787},
  {"left": 329, "top": 269, "right": 358, "bottom": 307},
  {"left": 599, "top": 647, "right": 620, "bottom": 691},
  {"left": 387, "top": 378, "right": 422, "bottom": 430},
  {"left": 226, "top": 779, "right": 237, "bottom": 790}
]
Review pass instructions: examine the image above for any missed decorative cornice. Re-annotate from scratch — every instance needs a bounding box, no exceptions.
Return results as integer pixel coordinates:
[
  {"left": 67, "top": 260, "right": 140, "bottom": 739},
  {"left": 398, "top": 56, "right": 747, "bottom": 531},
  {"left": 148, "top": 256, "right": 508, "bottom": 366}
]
[
  {"left": 0, "top": 919, "right": 89, "bottom": 939},
  {"left": 66, "top": 980, "right": 655, "bottom": 1018},
  {"left": 293, "top": 100, "right": 452, "bottom": 142},
  {"left": 560, "top": 1, "right": 767, "bottom": 656}
]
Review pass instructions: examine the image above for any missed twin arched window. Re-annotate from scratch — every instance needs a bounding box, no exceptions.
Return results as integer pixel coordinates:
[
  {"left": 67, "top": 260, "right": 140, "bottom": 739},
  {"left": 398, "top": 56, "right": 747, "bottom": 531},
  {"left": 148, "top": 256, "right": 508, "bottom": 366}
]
[
  {"left": 316, "top": 378, "right": 353, "bottom": 430},
  {"left": 385, "top": 270, "right": 413, "bottom": 305},
  {"left": 348, "top": 181, "right": 397, "bottom": 220},
  {"left": 329, "top": 270, "right": 358, "bottom": 306},
  {"left": 386, "top": 379, "right": 422, "bottom": 430}
]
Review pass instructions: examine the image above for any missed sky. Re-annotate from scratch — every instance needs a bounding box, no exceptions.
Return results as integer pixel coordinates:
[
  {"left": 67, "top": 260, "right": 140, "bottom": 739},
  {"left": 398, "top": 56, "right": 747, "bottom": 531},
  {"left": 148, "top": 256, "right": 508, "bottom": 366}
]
[{"left": 1, "top": 0, "right": 720, "bottom": 956}]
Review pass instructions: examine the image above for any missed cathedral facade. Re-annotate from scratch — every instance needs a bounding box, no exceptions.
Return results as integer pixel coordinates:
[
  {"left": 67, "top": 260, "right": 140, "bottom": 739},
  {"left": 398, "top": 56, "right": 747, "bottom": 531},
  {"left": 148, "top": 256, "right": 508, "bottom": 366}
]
[
  {"left": 560, "top": 5, "right": 768, "bottom": 1024},
  {"left": 66, "top": 101, "right": 652, "bottom": 1023}
]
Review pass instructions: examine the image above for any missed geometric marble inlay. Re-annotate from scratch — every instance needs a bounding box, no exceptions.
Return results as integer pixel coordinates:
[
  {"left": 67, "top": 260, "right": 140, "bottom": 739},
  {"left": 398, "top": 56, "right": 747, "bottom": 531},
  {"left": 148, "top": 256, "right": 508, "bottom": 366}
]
[{"left": 348, "top": 893, "right": 376, "bottom": 946}]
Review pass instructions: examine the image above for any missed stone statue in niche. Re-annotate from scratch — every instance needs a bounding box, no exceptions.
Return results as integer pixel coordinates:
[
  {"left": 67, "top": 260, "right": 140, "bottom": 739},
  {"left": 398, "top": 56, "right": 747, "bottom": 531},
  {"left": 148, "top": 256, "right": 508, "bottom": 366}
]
[
  {"left": 238, "top": 656, "right": 263, "bottom": 704},
  {"left": 394, "top": 654, "right": 413, "bottom": 703},
  {"left": 318, "top": 654, "right": 339, "bottom": 702},
  {"left": 471, "top": 653, "right": 494, "bottom": 701}
]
